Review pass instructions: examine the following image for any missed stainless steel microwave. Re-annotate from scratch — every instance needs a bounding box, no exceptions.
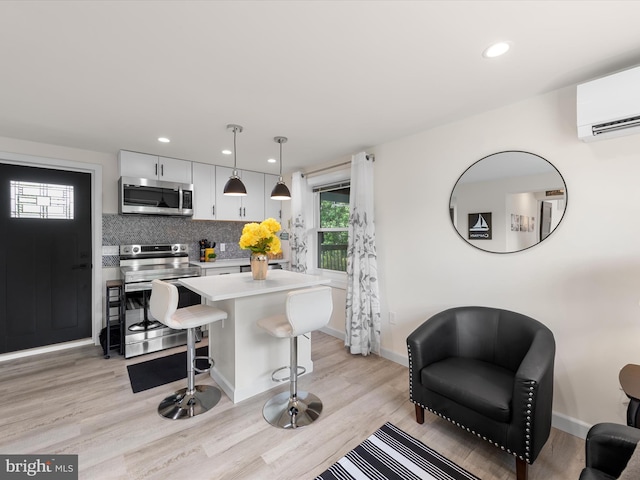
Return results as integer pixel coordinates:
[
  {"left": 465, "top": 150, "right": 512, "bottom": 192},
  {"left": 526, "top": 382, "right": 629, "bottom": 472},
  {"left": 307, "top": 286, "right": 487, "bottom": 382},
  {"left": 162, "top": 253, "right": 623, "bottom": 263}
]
[{"left": 119, "top": 177, "right": 194, "bottom": 216}]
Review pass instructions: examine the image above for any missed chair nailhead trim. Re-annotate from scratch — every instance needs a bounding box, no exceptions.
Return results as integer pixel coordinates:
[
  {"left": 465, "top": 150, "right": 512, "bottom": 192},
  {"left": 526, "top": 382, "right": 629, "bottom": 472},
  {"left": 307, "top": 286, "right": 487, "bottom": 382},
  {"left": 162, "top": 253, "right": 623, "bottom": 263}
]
[{"left": 409, "top": 401, "right": 533, "bottom": 465}]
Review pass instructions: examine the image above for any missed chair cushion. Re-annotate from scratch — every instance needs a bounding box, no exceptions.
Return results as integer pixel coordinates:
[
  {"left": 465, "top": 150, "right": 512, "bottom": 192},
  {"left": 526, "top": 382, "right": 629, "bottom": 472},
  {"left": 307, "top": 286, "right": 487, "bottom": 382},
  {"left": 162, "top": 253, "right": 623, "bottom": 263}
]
[
  {"left": 168, "top": 304, "right": 227, "bottom": 329},
  {"left": 420, "top": 357, "right": 514, "bottom": 423}
]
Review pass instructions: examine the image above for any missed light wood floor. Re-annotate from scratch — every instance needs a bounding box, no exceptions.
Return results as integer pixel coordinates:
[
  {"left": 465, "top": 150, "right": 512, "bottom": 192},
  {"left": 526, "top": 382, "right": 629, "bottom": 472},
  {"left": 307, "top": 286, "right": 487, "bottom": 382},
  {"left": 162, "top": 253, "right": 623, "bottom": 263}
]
[{"left": 0, "top": 332, "right": 585, "bottom": 479}]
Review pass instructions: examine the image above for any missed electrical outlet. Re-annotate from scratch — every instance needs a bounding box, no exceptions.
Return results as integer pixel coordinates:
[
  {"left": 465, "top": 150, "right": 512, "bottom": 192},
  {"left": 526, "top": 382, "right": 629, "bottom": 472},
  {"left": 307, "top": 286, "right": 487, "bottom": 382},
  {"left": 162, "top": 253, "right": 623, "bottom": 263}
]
[
  {"left": 389, "top": 311, "right": 396, "bottom": 325},
  {"left": 220, "top": 243, "right": 226, "bottom": 252}
]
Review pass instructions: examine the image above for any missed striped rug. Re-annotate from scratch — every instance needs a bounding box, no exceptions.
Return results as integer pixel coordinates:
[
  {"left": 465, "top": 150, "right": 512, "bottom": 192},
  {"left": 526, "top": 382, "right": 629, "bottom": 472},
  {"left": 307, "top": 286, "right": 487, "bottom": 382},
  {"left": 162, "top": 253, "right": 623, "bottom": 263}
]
[{"left": 315, "top": 422, "right": 479, "bottom": 480}]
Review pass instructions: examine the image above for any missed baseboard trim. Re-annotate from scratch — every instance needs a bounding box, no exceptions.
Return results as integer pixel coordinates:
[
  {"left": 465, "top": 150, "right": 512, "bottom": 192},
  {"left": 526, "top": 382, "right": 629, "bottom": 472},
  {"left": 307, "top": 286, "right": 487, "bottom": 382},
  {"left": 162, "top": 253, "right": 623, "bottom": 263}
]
[
  {"left": 380, "top": 346, "right": 409, "bottom": 367},
  {"left": 319, "top": 326, "right": 591, "bottom": 439},
  {"left": 320, "top": 325, "right": 344, "bottom": 341},
  {"left": 319, "top": 325, "right": 412, "bottom": 368},
  {"left": 0, "top": 338, "right": 95, "bottom": 363},
  {"left": 552, "top": 411, "right": 591, "bottom": 439}
]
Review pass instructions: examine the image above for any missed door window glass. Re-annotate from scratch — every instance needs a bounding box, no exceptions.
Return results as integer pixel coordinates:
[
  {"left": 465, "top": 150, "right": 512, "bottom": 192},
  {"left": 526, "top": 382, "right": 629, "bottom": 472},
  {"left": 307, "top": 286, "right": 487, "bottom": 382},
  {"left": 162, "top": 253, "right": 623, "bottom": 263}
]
[{"left": 10, "top": 180, "right": 74, "bottom": 219}]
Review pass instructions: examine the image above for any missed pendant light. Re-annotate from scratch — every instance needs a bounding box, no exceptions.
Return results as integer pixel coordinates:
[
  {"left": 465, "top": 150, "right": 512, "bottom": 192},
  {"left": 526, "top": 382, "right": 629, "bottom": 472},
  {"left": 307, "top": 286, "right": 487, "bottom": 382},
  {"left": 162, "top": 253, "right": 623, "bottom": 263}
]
[
  {"left": 223, "top": 124, "right": 247, "bottom": 196},
  {"left": 270, "top": 136, "right": 292, "bottom": 200}
]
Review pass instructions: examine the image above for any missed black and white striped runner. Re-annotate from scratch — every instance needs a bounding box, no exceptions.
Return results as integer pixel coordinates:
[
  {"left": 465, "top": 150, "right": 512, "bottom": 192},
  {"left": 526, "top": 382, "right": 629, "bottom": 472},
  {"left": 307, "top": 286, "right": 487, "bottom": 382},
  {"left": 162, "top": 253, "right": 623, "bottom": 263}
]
[{"left": 315, "top": 422, "right": 479, "bottom": 480}]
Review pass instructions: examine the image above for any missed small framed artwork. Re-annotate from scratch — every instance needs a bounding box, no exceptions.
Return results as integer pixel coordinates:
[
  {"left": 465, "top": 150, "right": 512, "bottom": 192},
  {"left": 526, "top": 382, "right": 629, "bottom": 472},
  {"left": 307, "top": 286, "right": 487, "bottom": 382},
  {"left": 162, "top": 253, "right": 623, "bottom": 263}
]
[{"left": 468, "top": 212, "right": 492, "bottom": 239}]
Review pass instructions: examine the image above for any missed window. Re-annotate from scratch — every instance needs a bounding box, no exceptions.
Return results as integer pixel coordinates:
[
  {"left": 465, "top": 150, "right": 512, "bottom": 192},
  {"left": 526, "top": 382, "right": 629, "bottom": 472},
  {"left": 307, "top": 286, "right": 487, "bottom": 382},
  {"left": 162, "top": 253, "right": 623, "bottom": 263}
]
[
  {"left": 10, "top": 181, "right": 74, "bottom": 219},
  {"left": 315, "top": 182, "right": 350, "bottom": 272}
]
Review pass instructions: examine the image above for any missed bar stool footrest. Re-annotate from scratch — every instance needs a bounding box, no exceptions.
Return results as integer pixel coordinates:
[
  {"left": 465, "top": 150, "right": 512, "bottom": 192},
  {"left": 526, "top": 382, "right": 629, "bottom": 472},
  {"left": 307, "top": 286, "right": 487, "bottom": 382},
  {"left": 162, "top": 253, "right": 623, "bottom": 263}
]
[
  {"left": 271, "top": 365, "right": 306, "bottom": 383},
  {"left": 194, "top": 355, "right": 214, "bottom": 374}
]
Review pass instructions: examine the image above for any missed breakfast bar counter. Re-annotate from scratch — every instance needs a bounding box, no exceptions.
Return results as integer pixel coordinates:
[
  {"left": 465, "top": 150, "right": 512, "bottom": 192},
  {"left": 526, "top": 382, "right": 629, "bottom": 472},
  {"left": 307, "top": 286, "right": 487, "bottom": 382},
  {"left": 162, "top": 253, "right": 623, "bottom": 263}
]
[{"left": 179, "top": 270, "right": 330, "bottom": 403}]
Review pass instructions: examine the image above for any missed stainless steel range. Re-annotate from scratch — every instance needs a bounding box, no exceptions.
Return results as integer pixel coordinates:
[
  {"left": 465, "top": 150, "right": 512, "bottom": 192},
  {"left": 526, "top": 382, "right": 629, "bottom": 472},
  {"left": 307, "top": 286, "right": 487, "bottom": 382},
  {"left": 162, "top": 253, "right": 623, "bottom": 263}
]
[{"left": 120, "top": 243, "right": 202, "bottom": 358}]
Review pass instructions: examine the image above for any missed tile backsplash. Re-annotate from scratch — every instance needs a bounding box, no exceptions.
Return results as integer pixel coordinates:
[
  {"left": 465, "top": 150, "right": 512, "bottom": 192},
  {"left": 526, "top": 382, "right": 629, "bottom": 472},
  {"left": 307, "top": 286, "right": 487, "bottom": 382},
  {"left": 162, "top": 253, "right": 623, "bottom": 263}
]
[{"left": 102, "top": 214, "right": 247, "bottom": 266}]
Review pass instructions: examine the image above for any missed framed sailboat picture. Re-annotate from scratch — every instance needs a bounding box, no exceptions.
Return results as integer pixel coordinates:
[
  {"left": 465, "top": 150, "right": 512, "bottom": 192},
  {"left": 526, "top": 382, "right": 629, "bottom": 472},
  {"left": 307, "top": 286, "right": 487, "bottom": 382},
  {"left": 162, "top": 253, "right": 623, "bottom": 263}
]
[{"left": 468, "top": 212, "right": 492, "bottom": 240}]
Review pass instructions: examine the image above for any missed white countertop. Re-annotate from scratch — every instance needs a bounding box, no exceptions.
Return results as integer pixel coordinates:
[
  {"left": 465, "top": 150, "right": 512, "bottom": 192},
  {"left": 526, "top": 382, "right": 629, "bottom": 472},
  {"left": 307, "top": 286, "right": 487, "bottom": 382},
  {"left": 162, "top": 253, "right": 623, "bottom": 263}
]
[
  {"left": 179, "top": 269, "right": 330, "bottom": 301},
  {"left": 191, "top": 258, "right": 289, "bottom": 270}
]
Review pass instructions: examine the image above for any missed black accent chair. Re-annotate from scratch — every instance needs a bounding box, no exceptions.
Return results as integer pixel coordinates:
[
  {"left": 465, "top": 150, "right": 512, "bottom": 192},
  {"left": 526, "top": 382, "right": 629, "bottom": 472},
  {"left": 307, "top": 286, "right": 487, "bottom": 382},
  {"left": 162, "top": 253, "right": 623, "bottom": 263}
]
[
  {"left": 580, "top": 423, "right": 640, "bottom": 480},
  {"left": 407, "top": 306, "right": 555, "bottom": 480}
]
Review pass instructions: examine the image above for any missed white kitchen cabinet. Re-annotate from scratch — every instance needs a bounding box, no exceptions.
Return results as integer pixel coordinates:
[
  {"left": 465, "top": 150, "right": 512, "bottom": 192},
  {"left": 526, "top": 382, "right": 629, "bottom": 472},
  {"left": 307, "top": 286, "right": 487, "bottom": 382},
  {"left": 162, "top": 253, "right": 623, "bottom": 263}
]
[
  {"left": 192, "top": 162, "right": 216, "bottom": 220},
  {"left": 118, "top": 150, "right": 192, "bottom": 184},
  {"left": 215, "top": 166, "right": 265, "bottom": 221},
  {"left": 158, "top": 156, "right": 192, "bottom": 184},
  {"left": 264, "top": 173, "right": 282, "bottom": 221},
  {"left": 118, "top": 151, "right": 156, "bottom": 178},
  {"left": 241, "top": 170, "right": 265, "bottom": 220},
  {"left": 214, "top": 166, "right": 239, "bottom": 220}
]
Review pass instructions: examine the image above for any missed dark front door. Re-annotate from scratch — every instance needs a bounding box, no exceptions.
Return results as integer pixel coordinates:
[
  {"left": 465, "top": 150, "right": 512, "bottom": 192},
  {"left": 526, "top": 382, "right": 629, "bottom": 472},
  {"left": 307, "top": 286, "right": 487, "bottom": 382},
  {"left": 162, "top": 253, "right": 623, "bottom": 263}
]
[{"left": 0, "top": 163, "right": 92, "bottom": 354}]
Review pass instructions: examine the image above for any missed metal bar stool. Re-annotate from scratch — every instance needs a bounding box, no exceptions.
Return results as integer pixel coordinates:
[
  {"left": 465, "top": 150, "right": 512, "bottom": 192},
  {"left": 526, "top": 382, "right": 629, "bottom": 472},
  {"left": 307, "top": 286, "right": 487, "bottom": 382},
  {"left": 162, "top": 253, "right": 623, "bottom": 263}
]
[
  {"left": 257, "top": 286, "right": 333, "bottom": 429},
  {"left": 149, "top": 279, "right": 228, "bottom": 420}
]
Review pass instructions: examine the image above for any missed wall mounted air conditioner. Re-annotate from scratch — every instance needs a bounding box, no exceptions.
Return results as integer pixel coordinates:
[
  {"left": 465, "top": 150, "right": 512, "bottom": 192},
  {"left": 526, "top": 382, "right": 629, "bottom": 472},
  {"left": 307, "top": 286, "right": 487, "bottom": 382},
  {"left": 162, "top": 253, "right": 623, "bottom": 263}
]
[{"left": 577, "top": 65, "right": 640, "bottom": 142}]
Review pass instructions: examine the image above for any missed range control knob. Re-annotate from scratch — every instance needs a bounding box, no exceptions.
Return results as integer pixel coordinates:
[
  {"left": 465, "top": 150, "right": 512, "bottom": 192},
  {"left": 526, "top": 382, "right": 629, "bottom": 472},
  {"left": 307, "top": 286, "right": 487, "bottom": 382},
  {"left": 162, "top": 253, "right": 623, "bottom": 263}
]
[
  {"left": 132, "top": 246, "right": 140, "bottom": 254},
  {"left": 172, "top": 245, "right": 179, "bottom": 252}
]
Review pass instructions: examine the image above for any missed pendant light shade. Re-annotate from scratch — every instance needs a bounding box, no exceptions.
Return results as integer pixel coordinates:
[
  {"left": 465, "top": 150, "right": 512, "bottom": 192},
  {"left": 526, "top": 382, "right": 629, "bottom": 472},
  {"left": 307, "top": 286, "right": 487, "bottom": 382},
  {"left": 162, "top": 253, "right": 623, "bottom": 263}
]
[
  {"left": 223, "top": 124, "right": 247, "bottom": 196},
  {"left": 223, "top": 175, "right": 247, "bottom": 196},
  {"left": 270, "top": 136, "right": 291, "bottom": 201},
  {"left": 270, "top": 181, "right": 291, "bottom": 200}
]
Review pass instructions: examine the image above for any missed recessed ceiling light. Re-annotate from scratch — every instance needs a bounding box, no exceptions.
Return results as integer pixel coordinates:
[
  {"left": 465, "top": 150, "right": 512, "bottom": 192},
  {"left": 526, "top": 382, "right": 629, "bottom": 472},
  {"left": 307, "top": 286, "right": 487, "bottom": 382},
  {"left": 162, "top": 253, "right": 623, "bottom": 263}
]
[
  {"left": 158, "top": 137, "right": 170, "bottom": 143},
  {"left": 483, "top": 41, "right": 511, "bottom": 58},
  {"left": 222, "top": 149, "right": 232, "bottom": 155},
  {"left": 267, "top": 158, "right": 276, "bottom": 163}
]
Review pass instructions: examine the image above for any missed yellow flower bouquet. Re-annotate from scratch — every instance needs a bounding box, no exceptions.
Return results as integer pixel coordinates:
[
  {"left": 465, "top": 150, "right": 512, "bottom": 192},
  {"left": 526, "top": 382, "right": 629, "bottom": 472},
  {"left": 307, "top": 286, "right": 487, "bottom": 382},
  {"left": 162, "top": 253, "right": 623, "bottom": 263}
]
[{"left": 239, "top": 218, "right": 282, "bottom": 255}]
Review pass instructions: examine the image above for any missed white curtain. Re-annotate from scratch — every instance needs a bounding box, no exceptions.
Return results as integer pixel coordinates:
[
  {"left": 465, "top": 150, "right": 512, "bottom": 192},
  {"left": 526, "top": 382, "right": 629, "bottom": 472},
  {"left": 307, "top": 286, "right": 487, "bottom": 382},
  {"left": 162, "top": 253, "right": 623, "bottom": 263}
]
[
  {"left": 345, "top": 152, "right": 380, "bottom": 356},
  {"left": 290, "top": 171, "right": 309, "bottom": 273}
]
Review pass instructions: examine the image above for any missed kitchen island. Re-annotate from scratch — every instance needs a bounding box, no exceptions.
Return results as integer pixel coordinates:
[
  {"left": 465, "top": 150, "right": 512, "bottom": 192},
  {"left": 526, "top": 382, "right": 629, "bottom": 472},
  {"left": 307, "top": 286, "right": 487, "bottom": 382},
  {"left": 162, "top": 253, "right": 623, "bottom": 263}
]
[{"left": 179, "top": 270, "right": 331, "bottom": 403}]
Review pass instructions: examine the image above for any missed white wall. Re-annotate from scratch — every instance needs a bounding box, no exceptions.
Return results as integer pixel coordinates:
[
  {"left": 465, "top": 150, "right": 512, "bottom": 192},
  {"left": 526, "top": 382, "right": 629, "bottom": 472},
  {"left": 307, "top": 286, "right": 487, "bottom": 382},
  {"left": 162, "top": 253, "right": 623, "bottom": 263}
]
[{"left": 370, "top": 86, "right": 640, "bottom": 435}]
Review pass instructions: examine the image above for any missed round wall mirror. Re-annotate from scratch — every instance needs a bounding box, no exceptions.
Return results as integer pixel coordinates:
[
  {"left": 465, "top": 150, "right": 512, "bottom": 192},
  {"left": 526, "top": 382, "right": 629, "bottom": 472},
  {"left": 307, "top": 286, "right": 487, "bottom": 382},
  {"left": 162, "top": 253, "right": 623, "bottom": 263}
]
[{"left": 449, "top": 151, "right": 567, "bottom": 253}]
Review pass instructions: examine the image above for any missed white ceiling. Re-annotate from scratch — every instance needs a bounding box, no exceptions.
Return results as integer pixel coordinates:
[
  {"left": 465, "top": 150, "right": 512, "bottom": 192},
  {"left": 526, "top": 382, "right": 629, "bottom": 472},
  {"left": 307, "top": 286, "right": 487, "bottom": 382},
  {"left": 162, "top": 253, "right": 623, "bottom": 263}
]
[{"left": 1, "top": 1, "right": 640, "bottom": 175}]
